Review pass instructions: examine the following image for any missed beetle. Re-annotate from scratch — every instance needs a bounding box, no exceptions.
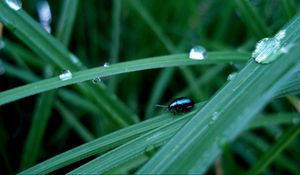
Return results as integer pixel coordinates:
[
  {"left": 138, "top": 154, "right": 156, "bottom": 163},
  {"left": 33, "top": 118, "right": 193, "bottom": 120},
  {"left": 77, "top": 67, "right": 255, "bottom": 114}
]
[
  {"left": 168, "top": 97, "right": 194, "bottom": 114},
  {"left": 156, "top": 97, "right": 195, "bottom": 114}
]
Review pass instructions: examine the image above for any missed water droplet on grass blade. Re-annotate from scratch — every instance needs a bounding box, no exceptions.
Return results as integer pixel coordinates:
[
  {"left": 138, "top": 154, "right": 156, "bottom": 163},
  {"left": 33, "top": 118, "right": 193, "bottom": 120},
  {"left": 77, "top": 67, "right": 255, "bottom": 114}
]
[
  {"left": 103, "top": 62, "right": 109, "bottom": 67},
  {"left": 189, "top": 46, "right": 207, "bottom": 60},
  {"left": 59, "top": 70, "right": 72, "bottom": 80},
  {"left": 252, "top": 29, "right": 287, "bottom": 64},
  {"left": 5, "top": 0, "right": 22, "bottom": 11},
  {"left": 227, "top": 72, "right": 238, "bottom": 81},
  {"left": 212, "top": 112, "right": 220, "bottom": 121},
  {"left": 92, "top": 77, "right": 102, "bottom": 84}
]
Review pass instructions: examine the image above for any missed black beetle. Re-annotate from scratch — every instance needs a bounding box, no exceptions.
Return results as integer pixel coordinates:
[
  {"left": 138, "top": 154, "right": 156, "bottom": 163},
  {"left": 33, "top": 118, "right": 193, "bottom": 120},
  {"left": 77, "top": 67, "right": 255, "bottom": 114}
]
[{"left": 168, "top": 97, "right": 194, "bottom": 114}]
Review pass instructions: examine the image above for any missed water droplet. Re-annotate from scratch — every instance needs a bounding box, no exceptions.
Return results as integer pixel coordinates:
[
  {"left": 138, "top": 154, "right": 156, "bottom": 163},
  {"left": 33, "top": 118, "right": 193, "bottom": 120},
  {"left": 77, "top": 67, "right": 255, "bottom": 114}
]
[
  {"left": 275, "top": 29, "right": 286, "bottom": 41},
  {"left": 252, "top": 30, "right": 287, "bottom": 64},
  {"left": 92, "top": 77, "right": 102, "bottom": 84},
  {"left": 212, "top": 112, "right": 220, "bottom": 121},
  {"left": 292, "top": 117, "right": 300, "bottom": 125},
  {"left": 103, "top": 62, "right": 110, "bottom": 67},
  {"left": 189, "top": 46, "right": 207, "bottom": 60},
  {"left": 5, "top": 0, "right": 22, "bottom": 11},
  {"left": 58, "top": 70, "right": 72, "bottom": 81},
  {"left": 227, "top": 72, "right": 238, "bottom": 81}
]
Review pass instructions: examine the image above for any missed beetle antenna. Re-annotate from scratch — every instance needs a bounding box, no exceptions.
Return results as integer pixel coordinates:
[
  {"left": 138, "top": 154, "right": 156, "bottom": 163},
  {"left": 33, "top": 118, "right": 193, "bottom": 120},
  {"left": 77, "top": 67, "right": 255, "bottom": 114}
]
[{"left": 154, "top": 104, "right": 168, "bottom": 108}]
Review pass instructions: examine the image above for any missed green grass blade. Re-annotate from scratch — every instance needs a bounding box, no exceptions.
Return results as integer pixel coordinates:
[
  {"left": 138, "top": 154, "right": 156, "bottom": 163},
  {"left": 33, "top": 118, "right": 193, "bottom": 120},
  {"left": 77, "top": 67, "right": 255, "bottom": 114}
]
[
  {"left": 136, "top": 15, "right": 300, "bottom": 174},
  {"left": 18, "top": 114, "right": 174, "bottom": 175},
  {"left": 0, "top": 52, "right": 249, "bottom": 106},
  {"left": 55, "top": 0, "right": 79, "bottom": 46},
  {"left": 246, "top": 124, "right": 300, "bottom": 175},
  {"left": 20, "top": 91, "right": 55, "bottom": 170},
  {"left": 232, "top": 0, "right": 270, "bottom": 38},
  {"left": 67, "top": 112, "right": 194, "bottom": 174}
]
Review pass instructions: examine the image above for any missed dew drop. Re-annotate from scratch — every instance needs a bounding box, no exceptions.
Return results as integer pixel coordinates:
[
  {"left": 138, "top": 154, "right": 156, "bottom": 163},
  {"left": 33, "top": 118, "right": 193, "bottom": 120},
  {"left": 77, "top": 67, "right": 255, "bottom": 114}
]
[
  {"left": 59, "top": 70, "right": 72, "bottom": 81},
  {"left": 103, "top": 62, "right": 110, "bottom": 67},
  {"left": 92, "top": 77, "right": 102, "bottom": 84},
  {"left": 274, "top": 29, "right": 286, "bottom": 41},
  {"left": 227, "top": 72, "right": 238, "bottom": 81},
  {"left": 212, "top": 112, "right": 220, "bottom": 121},
  {"left": 252, "top": 29, "right": 287, "bottom": 64},
  {"left": 189, "top": 45, "right": 207, "bottom": 60},
  {"left": 5, "top": 0, "right": 22, "bottom": 11}
]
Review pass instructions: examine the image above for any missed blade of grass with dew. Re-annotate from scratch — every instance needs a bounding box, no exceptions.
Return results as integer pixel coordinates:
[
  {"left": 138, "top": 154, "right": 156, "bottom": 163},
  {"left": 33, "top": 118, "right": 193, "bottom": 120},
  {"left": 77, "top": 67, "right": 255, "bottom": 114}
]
[
  {"left": 0, "top": 52, "right": 249, "bottom": 106},
  {"left": 4, "top": 59, "right": 299, "bottom": 131},
  {"left": 136, "top": 15, "right": 300, "bottom": 174},
  {"left": 55, "top": 101, "right": 95, "bottom": 142},
  {"left": 20, "top": 90, "right": 55, "bottom": 170},
  {"left": 0, "top": 1, "right": 137, "bottom": 127},
  {"left": 2, "top": 61, "right": 117, "bottom": 131},
  {"left": 67, "top": 111, "right": 195, "bottom": 174},
  {"left": 246, "top": 124, "right": 300, "bottom": 175},
  {"left": 55, "top": 0, "right": 79, "bottom": 46},
  {"left": 18, "top": 114, "right": 174, "bottom": 175},
  {"left": 232, "top": 0, "right": 270, "bottom": 38}
]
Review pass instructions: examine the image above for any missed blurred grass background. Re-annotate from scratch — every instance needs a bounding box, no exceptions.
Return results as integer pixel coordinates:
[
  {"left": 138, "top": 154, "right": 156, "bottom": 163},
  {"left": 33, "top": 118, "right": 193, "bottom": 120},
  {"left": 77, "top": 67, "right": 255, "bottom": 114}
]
[{"left": 0, "top": 0, "right": 300, "bottom": 174}]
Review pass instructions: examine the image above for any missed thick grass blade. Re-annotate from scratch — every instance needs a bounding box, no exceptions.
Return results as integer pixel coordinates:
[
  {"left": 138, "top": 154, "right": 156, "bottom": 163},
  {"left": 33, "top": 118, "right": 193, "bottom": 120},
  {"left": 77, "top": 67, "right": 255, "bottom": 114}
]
[
  {"left": 136, "top": 15, "right": 300, "bottom": 174},
  {"left": 17, "top": 114, "right": 174, "bottom": 175},
  {"left": 67, "top": 112, "right": 194, "bottom": 174},
  {"left": 0, "top": 52, "right": 249, "bottom": 106},
  {"left": 20, "top": 91, "right": 55, "bottom": 170}
]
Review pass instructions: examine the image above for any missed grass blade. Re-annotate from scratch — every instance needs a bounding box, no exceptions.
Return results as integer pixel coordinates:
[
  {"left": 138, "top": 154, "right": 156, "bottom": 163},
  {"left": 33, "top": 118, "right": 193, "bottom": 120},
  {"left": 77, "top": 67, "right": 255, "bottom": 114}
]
[
  {"left": 20, "top": 91, "right": 55, "bottom": 170},
  {"left": 0, "top": 52, "right": 249, "bottom": 106},
  {"left": 18, "top": 114, "right": 174, "bottom": 174}
]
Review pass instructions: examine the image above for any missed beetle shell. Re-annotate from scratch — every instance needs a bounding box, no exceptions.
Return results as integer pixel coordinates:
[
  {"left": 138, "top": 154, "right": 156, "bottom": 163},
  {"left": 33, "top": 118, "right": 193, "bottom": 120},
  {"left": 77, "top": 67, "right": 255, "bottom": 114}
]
[{"left": 168, "top": 97, "right": 194, "bottom": 114}]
